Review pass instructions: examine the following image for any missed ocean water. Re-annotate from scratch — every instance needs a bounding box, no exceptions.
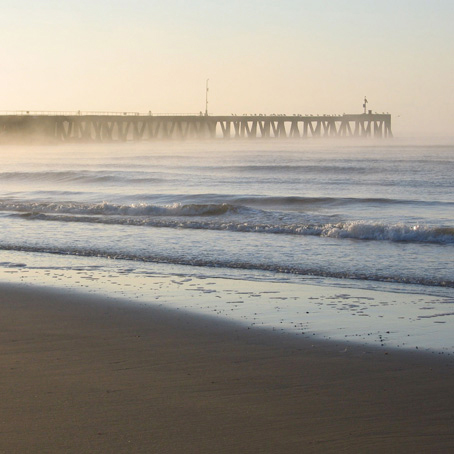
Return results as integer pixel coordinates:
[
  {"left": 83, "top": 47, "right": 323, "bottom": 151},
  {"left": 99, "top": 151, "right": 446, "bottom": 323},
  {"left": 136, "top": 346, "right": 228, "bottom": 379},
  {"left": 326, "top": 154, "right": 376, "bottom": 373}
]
[{"left": 0, "top": 140, "right": 453, "bottom": 353}]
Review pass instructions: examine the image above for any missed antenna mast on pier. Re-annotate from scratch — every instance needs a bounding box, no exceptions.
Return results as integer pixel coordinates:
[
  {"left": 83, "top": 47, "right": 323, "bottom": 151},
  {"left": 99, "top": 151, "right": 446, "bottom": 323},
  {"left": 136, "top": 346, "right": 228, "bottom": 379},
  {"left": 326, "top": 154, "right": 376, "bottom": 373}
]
[{"left": 205, "top": 79, "right": 209, "bottom": 116}]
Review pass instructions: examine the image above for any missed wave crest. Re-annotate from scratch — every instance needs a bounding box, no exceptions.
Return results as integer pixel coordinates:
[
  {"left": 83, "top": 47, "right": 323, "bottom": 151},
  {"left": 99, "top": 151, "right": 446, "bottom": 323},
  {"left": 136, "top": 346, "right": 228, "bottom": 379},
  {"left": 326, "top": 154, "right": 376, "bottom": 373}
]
[
  {"left": 0, "top": 171, "right": 162, "bottom": 185},
  {"left": 0, "top": 201, "right": 239, "bottom": 217}
]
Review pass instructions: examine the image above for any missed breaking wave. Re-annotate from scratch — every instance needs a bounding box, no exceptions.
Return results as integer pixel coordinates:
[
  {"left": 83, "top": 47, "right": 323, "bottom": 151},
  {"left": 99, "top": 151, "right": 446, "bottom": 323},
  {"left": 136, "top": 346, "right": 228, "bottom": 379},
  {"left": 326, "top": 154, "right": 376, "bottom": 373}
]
[
  {"left": 10, "top": 212, "right": 454, "bottom": 245},
  {"left": 1, "top": 198, "right": 453, "bottom": 244}
]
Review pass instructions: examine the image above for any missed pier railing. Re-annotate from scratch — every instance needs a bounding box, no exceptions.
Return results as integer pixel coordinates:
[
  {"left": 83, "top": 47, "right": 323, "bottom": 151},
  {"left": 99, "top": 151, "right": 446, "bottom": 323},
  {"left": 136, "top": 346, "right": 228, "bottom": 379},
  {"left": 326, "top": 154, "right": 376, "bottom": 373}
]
[{"left": 0, "top": 111, "right": 201, "bottom": 117}]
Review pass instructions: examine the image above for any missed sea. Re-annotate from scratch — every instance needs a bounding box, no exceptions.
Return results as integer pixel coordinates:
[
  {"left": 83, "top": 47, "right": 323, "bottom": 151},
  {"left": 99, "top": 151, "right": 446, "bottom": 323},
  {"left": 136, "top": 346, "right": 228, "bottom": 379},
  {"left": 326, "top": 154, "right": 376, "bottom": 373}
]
[{"left": 0, "top": 139, "right": 453, "bottom": 354}]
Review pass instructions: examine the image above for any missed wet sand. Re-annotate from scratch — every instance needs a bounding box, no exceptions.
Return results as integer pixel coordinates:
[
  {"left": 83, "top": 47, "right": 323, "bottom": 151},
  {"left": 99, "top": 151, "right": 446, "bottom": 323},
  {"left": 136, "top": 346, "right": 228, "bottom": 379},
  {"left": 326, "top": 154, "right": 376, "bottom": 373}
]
[{"left": 0, "top": 283, "right": 453, "bottom": 453}]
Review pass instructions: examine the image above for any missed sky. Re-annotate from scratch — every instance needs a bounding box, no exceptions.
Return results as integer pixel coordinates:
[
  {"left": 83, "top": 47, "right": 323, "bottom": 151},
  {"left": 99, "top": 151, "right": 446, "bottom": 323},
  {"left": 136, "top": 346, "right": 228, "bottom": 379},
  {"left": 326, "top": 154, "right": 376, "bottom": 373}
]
[{"left": 1, "top": 0, "right": 453, "bottom": 137}]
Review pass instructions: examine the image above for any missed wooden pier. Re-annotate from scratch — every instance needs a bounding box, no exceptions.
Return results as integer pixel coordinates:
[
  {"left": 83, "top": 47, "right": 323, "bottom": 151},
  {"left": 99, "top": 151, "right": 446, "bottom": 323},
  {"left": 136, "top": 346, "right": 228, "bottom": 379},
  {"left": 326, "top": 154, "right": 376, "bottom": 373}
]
[{"left": 0, "top": 112, "right": 392, "bottom": 143}]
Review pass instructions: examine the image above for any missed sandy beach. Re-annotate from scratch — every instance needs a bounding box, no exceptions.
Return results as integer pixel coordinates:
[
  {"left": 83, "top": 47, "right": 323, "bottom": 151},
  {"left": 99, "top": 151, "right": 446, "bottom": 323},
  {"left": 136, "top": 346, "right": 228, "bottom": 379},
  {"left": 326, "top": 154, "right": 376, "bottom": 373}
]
[{"left": 0, "top": 283, "right": 452, "bottom": 453}]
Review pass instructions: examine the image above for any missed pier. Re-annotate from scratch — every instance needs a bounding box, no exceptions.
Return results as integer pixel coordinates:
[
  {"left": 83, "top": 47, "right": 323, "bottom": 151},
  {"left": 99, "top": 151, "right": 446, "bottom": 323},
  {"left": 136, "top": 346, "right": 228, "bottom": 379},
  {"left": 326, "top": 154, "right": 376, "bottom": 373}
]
[{"left": 0, "top": 112, "right": 392, "bottom": 143}]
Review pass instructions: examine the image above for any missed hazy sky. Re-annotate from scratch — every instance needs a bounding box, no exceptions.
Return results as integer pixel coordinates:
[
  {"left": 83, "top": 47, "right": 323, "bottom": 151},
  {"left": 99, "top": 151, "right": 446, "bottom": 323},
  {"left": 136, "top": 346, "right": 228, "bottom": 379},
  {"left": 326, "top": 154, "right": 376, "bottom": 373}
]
[{"left": 1, "top": 0, "right": 453, "bottom": 136}]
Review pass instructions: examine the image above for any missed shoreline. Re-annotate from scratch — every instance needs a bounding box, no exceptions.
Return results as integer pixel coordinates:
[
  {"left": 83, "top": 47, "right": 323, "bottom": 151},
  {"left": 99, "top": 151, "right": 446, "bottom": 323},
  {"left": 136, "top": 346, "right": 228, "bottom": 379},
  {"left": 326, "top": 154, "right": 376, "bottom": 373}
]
[
  {"left": 1, "top": 253, "right": 453, "bottom": 355},
  {"left": 1, "top": 282, "right": 453, "bottom": 453}
]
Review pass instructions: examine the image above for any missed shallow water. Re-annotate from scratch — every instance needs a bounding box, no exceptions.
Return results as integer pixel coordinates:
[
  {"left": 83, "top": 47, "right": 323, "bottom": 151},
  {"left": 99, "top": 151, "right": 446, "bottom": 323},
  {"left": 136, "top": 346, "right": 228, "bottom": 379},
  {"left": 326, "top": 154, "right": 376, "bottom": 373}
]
[{"left": 0, "top": 139, "right": 453, "bottom": 352}]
